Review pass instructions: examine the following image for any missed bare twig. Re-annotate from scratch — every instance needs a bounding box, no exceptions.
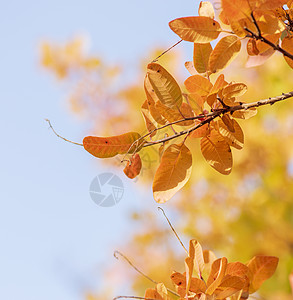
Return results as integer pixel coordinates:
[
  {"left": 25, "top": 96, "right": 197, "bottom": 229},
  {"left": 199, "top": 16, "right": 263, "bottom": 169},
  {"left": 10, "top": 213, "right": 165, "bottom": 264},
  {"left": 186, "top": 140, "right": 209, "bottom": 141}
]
[
  {"left": 151, "top": 39, "right": 183, "bottom": 63},
  {"left": 113, "top": 251, "right": 180, "bottom": 297},
  {"left": 45, "top": 119, "right": 83, "bottom": 146},
  {"left": 158, "top": 207, "right": 188, "bottom": 255}
]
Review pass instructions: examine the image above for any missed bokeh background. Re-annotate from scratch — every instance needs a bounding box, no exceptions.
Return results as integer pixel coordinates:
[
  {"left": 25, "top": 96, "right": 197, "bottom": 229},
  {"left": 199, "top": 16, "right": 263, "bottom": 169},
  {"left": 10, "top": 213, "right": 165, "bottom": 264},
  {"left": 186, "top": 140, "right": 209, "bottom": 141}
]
[{"left": 1, "top": 1, "right": 293, "bottom": 300}]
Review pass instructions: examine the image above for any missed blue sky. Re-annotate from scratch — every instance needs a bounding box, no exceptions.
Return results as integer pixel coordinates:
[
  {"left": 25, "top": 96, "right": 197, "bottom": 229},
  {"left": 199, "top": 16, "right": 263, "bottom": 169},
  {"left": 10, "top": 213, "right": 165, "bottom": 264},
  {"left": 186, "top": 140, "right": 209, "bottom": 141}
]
[{"left": 0, "top": 1, "right": 198, "bottom": 299}]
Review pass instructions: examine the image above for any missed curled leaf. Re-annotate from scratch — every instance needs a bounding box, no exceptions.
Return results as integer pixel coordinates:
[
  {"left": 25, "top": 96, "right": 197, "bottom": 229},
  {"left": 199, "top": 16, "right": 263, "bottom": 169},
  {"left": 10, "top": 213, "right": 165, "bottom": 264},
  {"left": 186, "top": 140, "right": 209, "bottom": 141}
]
[{"left": 123, "top": 153, "right": 142, "bottom": 179}]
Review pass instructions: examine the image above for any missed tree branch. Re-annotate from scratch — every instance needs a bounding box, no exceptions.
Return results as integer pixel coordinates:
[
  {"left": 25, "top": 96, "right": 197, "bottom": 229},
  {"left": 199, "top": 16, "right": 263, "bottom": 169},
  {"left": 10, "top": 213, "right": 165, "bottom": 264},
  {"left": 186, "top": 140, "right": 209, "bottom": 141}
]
[
  {"left": 244, "top": 12, "right": 293, "bottom": 61},
  {"left": 142, "top": 91, "right": 293, "bottom": 148}
]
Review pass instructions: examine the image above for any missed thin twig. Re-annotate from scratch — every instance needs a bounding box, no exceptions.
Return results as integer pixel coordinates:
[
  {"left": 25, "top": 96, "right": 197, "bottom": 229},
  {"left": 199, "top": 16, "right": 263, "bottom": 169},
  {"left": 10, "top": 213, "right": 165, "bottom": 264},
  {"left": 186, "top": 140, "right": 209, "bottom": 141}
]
[
  {"left": 158, "top": 207, "right": 188, "bottom": 255},
  {"left": 45, "top": 119, "right": 83, "bottom": 146},
  {"left": 113, "top": 251, "right": 180, "bottom": 297},
  {"left": 151, "top": 39, "right": 183, "bottom": 63}
]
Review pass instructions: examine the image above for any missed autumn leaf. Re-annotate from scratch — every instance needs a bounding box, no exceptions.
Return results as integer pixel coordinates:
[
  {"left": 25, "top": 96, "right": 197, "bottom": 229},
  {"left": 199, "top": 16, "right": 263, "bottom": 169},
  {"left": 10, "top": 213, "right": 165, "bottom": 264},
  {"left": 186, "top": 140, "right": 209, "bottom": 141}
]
[
  {"left": 169, "top": 16, "right": 221, "bottom": 43},
  {"left": 221, "top": 0, "right": 252, "bottom": 22},
  {"left": 147, "top": 63, "right": 182, "bottom": 109},
  {"left": 153, "top": 143, "right": 192, "bottom": 203},
  {"left": 222, "top": 83, "right": 247, "bottom": 99},
  {"left": 193, "top": 43, "right": 213, "bottom": 74},
  {"left": 208, "top": 36, "right": 241, "bottom": 73},
  {"left": 201, "top": 130, "right": 233, "bottom": 174},
  {"left": 198, "top": 1, "right": 215, "bottom": 19},
  {"left": 123, "top": 153, "right": 142, "bottom": 179},
  {"left": 232, "top": 108, "right": 257, "bottom": 119},
  {"left": 83, "top": 132, "right": 143, "bottom": 158},
  {"left": 184, "top": 75, "right": 213, "bottom": 96},
  {"left": 247, "top": 255, "right": 279, "bottom": 293},
  {"left": 141, "top": 100, "right": 157, "bottom": 137},
  {"left": 281, "top": 35, "right": 293, "bottom": 69}
]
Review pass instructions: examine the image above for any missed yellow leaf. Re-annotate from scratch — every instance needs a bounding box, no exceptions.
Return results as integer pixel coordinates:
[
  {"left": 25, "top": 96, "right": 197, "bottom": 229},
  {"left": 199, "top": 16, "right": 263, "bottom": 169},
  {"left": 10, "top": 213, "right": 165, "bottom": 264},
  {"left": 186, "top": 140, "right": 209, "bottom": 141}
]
[
  {"left": 83, "top": 132, "right": 142, "bottom": 158},
  {"left": 169, "top": 16, "right": 221, "bottom": 43},
  {"left": 193, "top": 43, "right": 213, "bottom": 74},
  {"left": 123, "top": 153, "right": 142, "bottom": 179},
  {"left": 216, "top": 275, "right": 246, "bottom": 299},
  {"left": 208, "top": 36, "right": 241, "bottom": 73},
  {"left": 198, "top": 1, "right": 215, "bottom": 19},
  {"left": 206, "top": 257, "right": 228, "bottom": 295},
  {"left": 144, "top": 76, "right": 168, "bottom": 125},
  {"left": 185, "top": 75, "right": 213, "bottom": 96},
  {"left": 184, "top": 61, "right": 197, "bottom": 75},
  {"left": 147, "top": 63, "right": 182, "bottom": 109},
  {"left": 247, "top": 255, "right": 279, "bottom": 293},
  {"left": 221, "top": 0, "right": 252, "bottom": 22},
  {"left": 281, "top": 35, "right": 293, "bottom": 69},
  {"left": 155, "top": 101, "right": 195, "bottom": 126},
  {"left": 141, "top": 100, "right": 157, "bottom": 137},
  {"left": 222, "top": 83, "right": 247, "bottom": 99},
  {"left": 201, "top": 130, "right": 233, "bottom": 174},
  {"left": 188, "top": 93, "right": 205, "bottom": 114},
  {"left": 257, "top": 14, "right": 286, "bottom": 34},
  {"left": 153, "top": 143, "right": 192, "bottom": 203},
  {"left": 190, "top": 123, "right": 210, "bottom": 138},
  {"left": 232, "top": 108, "right": 257, "bottom": 119}
]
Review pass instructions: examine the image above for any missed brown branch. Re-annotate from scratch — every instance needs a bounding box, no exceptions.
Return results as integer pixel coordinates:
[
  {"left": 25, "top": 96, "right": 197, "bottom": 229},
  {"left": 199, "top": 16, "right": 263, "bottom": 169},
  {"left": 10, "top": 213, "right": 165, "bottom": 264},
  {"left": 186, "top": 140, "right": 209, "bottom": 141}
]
[
  {"left": 151, "top": 39, "right": 183, "bottom": 63},
  {"left": 45, "top": 119, "right": 83, "bottom": 146},
  {"left": 113, "top": 251, "right": 180, "bottom": 297},
  {"left": 244, "top": 12, "right": 293, "bottom": 61},
  {"left": 142, "top": 91, "right": 293, "bottom": 148}
]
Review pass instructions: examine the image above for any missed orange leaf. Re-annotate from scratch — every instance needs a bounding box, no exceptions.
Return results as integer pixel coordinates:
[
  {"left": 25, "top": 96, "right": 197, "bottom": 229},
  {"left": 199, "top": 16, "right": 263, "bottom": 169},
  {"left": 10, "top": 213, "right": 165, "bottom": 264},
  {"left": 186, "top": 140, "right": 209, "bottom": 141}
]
[
  {"left": 198, "top": 1, "right": 215, "bottom": 19},
  {"left": 83, "top": 132, "right": 143, "bottom": 158},
  {"left": 147, "top": 63, "right": 182, "bottom": 109},
  {"left": 201, "top": 130, "right": 233, "bottom": 174},
  {"left": 141, "top": 100, "right": 157, "bottom": 137},
  {"left": 123, "top": 153, "right": 142, "bottom": 179},
  {"left": 193, "top": 43, "right": 213, "bottom": 74},
  {"left": 215, "top": 275, "right": 246, "bottom": 299},
  {"left": 257, "top": 14, "right": 285, "bottom": 34},
  {"left": 153, "top": 143, "right": 192, "bottom": 203},
  {"left": 185, "top": 75, "right": 213, "bottom": 96},
  {"left": 184, "top": 61, "right": 197, "bottom": 75},
  {"left": 222, "top": 83, "right": 247, "bottom": 99},
  {"left": 232, "top": 108, "right": 257, "bottom": 119},
  {"left": 208, "top": 36, "right": 241, "bottom": 73},
  {"left": 206, "top": 257, "right": 228, "bottom": 295},
  {"left": 247, "top": 255, "right": 279, "bottom": 293},
  {"left": 281, "top": 35, "right": 293, "bottom": 69},
  {"left": 169, "top": 16, "right": 221, "bottom": 43},
  {"left": 190, "top": 123, "right": 210, "bottom": 138},
  {"left": 221, "top": 0, "right": 252, "bottom": 22}
]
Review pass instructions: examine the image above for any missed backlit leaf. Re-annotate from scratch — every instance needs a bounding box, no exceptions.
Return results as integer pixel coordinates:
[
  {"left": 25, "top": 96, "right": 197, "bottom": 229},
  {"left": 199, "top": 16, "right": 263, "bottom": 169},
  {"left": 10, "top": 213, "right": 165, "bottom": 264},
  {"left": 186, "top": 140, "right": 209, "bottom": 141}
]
[
  {"left": 193, "top": 43, "right": 213, "bottom": 74},
  {"left": 247, "top": 256, "right": 279, "bottom": 293},
  {"left": 123, "top": 153, "right": 142, "bottom": 179},
  {"left": 232, "top": 108, "right": 257, "bottom": 119},
  {"left": 147, "top": 63, "right": 182, "bottom": 109},
  {"left": 141, "top": 100, "right": 157, "bottom": 137},
  {"left": 257, "top": 14, "right": 286, "bottom": 34},
  {"left": 281, "top": 36, "right": 293, "bottom": 69},
  {"left": 221, "top": 0, "right": 252, "bottom": 22},
  {"left": 222, "top": 83, "right": 247, "bottom": 99},
  {"left": 198, "top": 1, "right": 215, "bottom": 19},
  {"left": 153, "top": 143, "right": 192, "bottom": 203},
  {"left": 185, "top": 75, "right": 213, "bottom": 96},
  {"left": 83, "top": 132, "right": 142, "bottom": 158},
  {"left": 201, "top": 130, "right": 233, "bottom": 174},
  {"left": 208, "top": 36, "right": 241, "bottom": 73},
  {"left": 185, "top": 61, "right": 197, "bottom": 75},
  {"left": 169, "top": 16, "right": 221, "bottom": 43}
]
